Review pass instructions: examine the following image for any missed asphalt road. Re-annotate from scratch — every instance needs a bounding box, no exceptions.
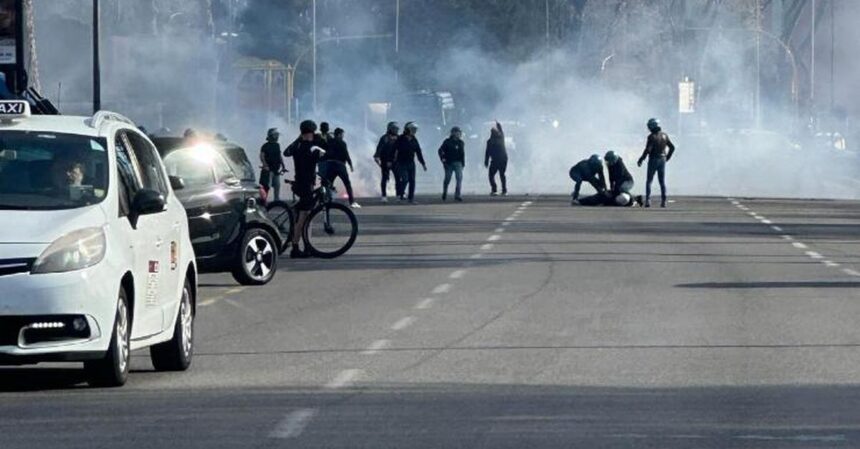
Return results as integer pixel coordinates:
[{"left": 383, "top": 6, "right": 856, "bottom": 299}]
[{"left": 3, "top": 195, "right": 860, "bottom": 448}]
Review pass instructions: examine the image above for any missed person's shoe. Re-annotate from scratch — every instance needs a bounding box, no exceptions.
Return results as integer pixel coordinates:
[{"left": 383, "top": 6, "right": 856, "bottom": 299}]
[
  {"left": 409, "top": 199, "right": 418, "bottom": 205},
  {"left": 350, "top": 202, "right": 362, "bottom": 209},
  {"left": 442, "top": 193, "right": 447, "bottom": 201},
  {"left": 290, "top": 247, "right": 309, "bottom": 259},
  {"left": 455, "top": 196, "right": 463, "bottom": 202},
  {"left": 660, "top": 199, "right": 667, "bottom": 208},
  {"left": 380, "top": 196, "right": 388, "bottom": 203},
  {"left": 645, "top": 199, "right": 651, "bottom": 208},
  {"left": 501, "top": 191, "right": 508, "bottom": 196},
  {"left": 398, "top": 196, "right": 406, "bottom": 202},
  {"left": 490, "top": 191, "right": 498, "bottom": 197}
]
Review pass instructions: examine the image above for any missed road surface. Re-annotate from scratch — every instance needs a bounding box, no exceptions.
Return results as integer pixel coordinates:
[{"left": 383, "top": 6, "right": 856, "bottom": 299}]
[{"left": 3, "top": 195, "right": 860, "bottom": 448}]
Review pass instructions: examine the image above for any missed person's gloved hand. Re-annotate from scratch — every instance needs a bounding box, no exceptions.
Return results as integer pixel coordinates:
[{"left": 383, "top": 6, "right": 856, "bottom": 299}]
[
  {"left": 666, "top": 155, "right": 672, "bottom": 162},
  {"left": 637, "top": 158, "right": 644, "bottom": 167},
  {"left": 422, "top": 164, "right": 428, "bottom": 172}
]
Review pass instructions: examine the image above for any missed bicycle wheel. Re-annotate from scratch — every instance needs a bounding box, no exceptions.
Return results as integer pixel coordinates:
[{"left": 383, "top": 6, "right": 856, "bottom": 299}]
[
  {"left": 303, "top": 202, "right": 358, "bottom": 259},
  {"left": 266, "top": 201, "right": 294, "bottom": 250}
]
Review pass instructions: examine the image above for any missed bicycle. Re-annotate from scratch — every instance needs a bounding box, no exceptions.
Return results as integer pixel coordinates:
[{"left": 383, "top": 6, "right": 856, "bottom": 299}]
[{"left": 265, "top": 174, "right": 358, "bottom": 259}]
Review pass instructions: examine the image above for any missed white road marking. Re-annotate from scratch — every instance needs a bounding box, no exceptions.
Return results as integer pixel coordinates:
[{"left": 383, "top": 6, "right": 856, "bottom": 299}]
[
  {"left": 730, "top": 201, "right": 740, "bottom": 205},
  {"left": 843, "top": 268, "right": 860, "bottom": 277},
  {"left": 501, "top": 221, "right": 511, "bottom": 226},
  {"left": 432, "top": 283, "right": 451, "bottom": 294},
  {"left": 269, "top": 408, "right": 318, "bottom": 439},
  {"left": 480, "top": 243, "right": 494, "bottom": 251},
  {"left": 760, "top": 219, "right": 773, "bottom": 224},
  {"left": 792, "top": 242, "right": 808, "bottom": 249},
  {"left": 415, "top": 298, "right": 435, "bottom": 309},
  {"left": 362, "top": 339, "right": 391, "bottom": 355},
  {"left": 226, "top": 287, "right": 244, "bottom": 294},
  {"left": 781, "top": 235, "right": 794, "bottom": 241},
  {"left": 487, "top": 235, "right": 501, "bottom": 242},
  {"left": 824, "top": 261, "right": 841, "bottom": 267},
  {"left": 450, "top": 269, "right": 466, "bottom": 279},
  {"left": 469, "top": 253, "right": 484, "bottom": 259},
  {"left": 523, "top": 201, "right": 533, "bottom": 205},
  {"left": 325, "top": 369, "right": 362, "bottom": 389},
  {"left": 223, "top": 298, "right": 250, "bottom": 311},
  {"left": 805, "top": 251, "right": 824, "bottom": 260},
  {"left": 771, "top": 225, "right": 783, "bottom": 232},
  {"left": 504, "top": 217, "right": 515, "bottom": 221},
  {"left": 494, "top": 227, "right": 505, "bottom": 233},
  {"left": 391, "top": 316, "right": 416, "bottom": 331},
  {"left": 739, "top": 206, "right": 749, "bottom": 211},
  {"left": 199, "top": 297, "right": 219, "bottom": 307}
]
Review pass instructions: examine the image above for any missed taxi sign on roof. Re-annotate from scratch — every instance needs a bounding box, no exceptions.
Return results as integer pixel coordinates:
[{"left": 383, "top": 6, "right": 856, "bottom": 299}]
[{"left": 0, "top": 100, "right": 31, "bottom": 120}]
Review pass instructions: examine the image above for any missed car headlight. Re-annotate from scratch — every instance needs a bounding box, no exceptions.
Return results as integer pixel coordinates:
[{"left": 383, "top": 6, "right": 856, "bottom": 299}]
[{"left": 31, "top": 227, "right": 106, "bottom": 274}]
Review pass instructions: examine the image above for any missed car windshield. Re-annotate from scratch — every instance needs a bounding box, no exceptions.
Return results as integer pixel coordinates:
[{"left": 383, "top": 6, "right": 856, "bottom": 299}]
[
  {"left": 162, "top": 147, "right": 216, "bottom": 188},
  {"left": 0, "top": 131, "right": 109, "bottom": 210},
  {"left": 221, "top": 146, "right": 256, "bottom": 182}
]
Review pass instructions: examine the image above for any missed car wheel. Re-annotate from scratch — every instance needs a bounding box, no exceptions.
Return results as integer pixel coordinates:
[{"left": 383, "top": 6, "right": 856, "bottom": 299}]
[
  {"left": 85, "top": 287, "right": 130, "bottom": 387},
  {"left": 150, "top": 277, "right": 194, "bottom": 371},
  {"left": 231, "top": 228, "right": 278, "bottom": 285}
]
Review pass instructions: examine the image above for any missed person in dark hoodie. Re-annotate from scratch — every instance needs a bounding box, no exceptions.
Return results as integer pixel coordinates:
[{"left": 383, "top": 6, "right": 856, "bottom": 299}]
[
  {"left": 637, "top": 118, "right": 676, "bottom": 208},
  {"left": 259, "top": 127, "right": 285, "bottom": 201},
  {"left": 485, "top": 122, "right": 508, "bottom": 196},
  {"left": 321, "top": 127, "right": 360, "bottom": 209},
  {"left": 569, "top": 154, "right": 607, "bottom": 205},
  {"left": 438, "top": 126, "right": 465, "bottom": 202},
  {"left": 374, "top": 121, "right": 399, "bottom": 202},
  {"left": 604, "top": 150, "right": 642, "bottom": 207},
  {"left": 393, "top": 122, "right": 427, "bottom": 204}
]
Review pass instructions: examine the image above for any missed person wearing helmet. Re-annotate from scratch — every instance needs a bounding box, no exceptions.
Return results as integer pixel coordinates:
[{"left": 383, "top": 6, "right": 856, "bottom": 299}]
[
  {"left": 485, "top": 122, "right": 508, "bottom": 196},
  {"left": 393, "top": 121, "right": 427, "bottom": 204},
  {"left": 568, "top": 154, "right": 607, "bottom": 205},
  {"left": 604, "top": 150, "right": 638, "bottom": 206},
  {"left": 374, "top": 122, "right": 399, "bottom": 202},
  {"left": 637, "top": 118, "right": 676, "bottom": 208},
  {"left": 320, "top": 127, "right": 360, "bottom": 208},
  {"left": 438, "top": 126, "right": 466, "bottom": 202},
  {"left": 284, "top": 119, "right": 326, "bottom": 258},
  {"left": 259, "top": 127, "right": 285, "bottom": 201}
]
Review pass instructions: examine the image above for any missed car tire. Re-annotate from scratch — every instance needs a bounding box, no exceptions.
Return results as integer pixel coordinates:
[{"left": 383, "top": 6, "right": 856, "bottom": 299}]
[
  {"left": 85, "top": 287, "right": 131, "bottom": 387},
  {"left": 231, "top": 228, "right": 278, "bottom": 285},
  {"left": 150, "top": 277, "right": 194, "bottom": 371}
]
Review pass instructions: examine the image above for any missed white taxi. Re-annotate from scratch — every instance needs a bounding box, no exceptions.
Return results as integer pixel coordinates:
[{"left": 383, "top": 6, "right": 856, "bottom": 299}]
[{"left": 0, "top": 101, "right": 197, "bottom": 387}]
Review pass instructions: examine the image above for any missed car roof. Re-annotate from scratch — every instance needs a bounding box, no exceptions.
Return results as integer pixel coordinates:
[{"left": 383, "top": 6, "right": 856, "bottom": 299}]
[{"left": 0, "top": 115, "right": 104, "bottom": 138}]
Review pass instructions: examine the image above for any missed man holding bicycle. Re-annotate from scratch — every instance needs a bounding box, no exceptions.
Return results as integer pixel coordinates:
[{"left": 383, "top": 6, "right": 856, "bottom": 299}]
[{"left": 283, "top": 120, "right": 326, "bottom": 258}]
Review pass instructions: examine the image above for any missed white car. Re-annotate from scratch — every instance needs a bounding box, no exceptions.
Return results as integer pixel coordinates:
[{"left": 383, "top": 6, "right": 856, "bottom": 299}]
[{"left": 0, "top": 101, "right": 197, "bottom": 387}]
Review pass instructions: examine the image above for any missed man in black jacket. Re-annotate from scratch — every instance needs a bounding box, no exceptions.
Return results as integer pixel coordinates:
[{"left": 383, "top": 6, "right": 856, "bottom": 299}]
[
  {"left": 283, "top": 120, "right": 326, "bottom": 258},
  {"left": 438, "top": 126, "right": 465, "bottom": 202},
  {"left": 259, "top": 127, "right": 284, "bottom": 200},
  {"left": 485, "top": 122, "right": 508, "bottom": 196},
  {"left": 321, "top": 128, "right": 359, "bottom": 208},
  {"left": 393, "top": 122, "right": 427, "bottom": 204},
  {"left": 374, "top": 122, "right": 399, "bottom": 202},
  {"left": 637, "top": 118, "right": 676, "bottom": 208},
  {"left": 604, "top": 150, "right": 640, "bottom": 207},
  {"left": 569, "top": 154, "right": 606, "bottom": 204}
]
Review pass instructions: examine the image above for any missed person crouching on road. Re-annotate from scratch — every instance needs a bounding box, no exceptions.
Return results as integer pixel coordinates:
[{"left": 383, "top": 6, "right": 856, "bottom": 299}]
[
  {"left": 604, "top": 150, "right": 641, "bottom": 207},
  {"left": 569, "top": 154, "right": 607, "bottom": 205},
  {"left": 321, "top": 127, "right": 360, "bottom": 209},
  {"left": 259, "top": 128, "right": 285, "bottom": 201},
  {"left": 637, "top": 118, "right": 676, "bottom": 208},
  {"left": 393, "top": 122, "right": 427, "bottom": 204},
  {"left": 485, "top": 122, "right": 508, "bottom": 196},
  {"left": 283, "top": 120, "right": 326, "bottom": 258},
  {"left": 374, "top": 122, "right": 399, "bottom": 202},
  {"left": 439, "top": 126, "right": 465, "bottom": 202}
]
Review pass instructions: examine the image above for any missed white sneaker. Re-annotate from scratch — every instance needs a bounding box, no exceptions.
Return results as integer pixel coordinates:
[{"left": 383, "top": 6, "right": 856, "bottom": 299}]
[
  {"left": 350, "top": 202, "right": 362, "bottom": 209},
  {"left": 380, "top": 197, "right": 388, "bottom": 203}
]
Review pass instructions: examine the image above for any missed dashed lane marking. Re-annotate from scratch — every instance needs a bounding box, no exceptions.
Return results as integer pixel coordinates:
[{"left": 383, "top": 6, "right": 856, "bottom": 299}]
[
  {"left": 226, "top": 287, "right": 244, "bottom": 294},
  {"left": 824, "top": 261, "right": 841, "bottom": 267},
  {"left": 805, "top": 251, "right": 824, "bottom": 260},
  {"left": 771, "top": 225, "right": 783, "bottom": 232},
  {"left": 792, "top": 242, "right": 808, "bottom": 249},
  {"left": 781, "top": 235, "right": 794, "bottom": 241},
  {"left": 325, "top": 369, "right": 363, "bottom": 389},
  {"left": 504, "top": 217, "right": 515, "bottom": 221},
  {"left": 501, "top": 221, "right": 511, "bottom": 227},
  {"left": 494, "top": 227, "right": 505, "bottom": 233},
  {"left": 760, "top": 219, "right": 773, "bottom": 224},
  {"left": 450, "top": 269, "right": 466, "bottom": 279},
  {"left": 199, "top": 296, "right": 222, "bottom": 307},
  {"left": 480, "top": 243, "right": 494, "bottom": 251},
  {"left": 843, "top": 268, "right": 860, "bottom": 277},
  {"left": 269, "top": 408, "right": 318, "bottom": 439},
  {"left": 432, "top": 283, "right": 451, "bottom": 294},
  {"left": 487, "top": 235, "right": 501, "bottom": 242},
  {"left": 415, "top": 298, "right": 435, "bottom": 309},
  {"left": 469, "top": 253, "right": 484, "bottom": 259},
  {"left": 391, "top": 316, "right": 416, "bottom": 331},
  {"left": 362, "top": 339, "right": 391, "bottom": 355}
]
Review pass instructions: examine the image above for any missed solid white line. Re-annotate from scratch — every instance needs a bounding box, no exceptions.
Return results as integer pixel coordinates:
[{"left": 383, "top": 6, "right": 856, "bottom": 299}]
[
  {"left": 450, "top": 269, "right": 466, "bottom": 279},
  {"left": 391, "top": 316, "right": 416, "bottom": 331},
  {"left": 824, "top": 261, "right": 841, "bottom": 267},
  {"left": 792, "top": 242, "right": 808, "bottom": 249},
  {"left": 480, "top": 243, "right": 494, "bottom": 251},
  {"left": 415, "top": 298, "right": 435, "bottom": 309},
  {"left": 487, "top": 235, "right": 501, "bottom": 242},
  {"left": 432, "top": 283, "right": 451, "bottom": 294},
  {"left": 843, "top": 268, "right": 860, "bottom": 277},
  {"left": 362, "top": 339, "right": 391, "bottom": 355},
  {"left": 771, "top": 226, "right": 783, "bottom": 232},
  {"left": 805, "top": 251, "right": 824, "bottom": 260},
  {"left": 269, "top": 408, "right": 318, "bottom": 439},
  {"left": 325, "top": 369, "right": 362, "bottom": 389},
  {"left": 469, "top": 253, "right": 483, "bottom": 259}
]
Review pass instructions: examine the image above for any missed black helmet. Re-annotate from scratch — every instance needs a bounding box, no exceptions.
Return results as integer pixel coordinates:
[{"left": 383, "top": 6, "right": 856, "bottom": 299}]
[
  {"left": 334, "top": 127, "right": 345, "bottom": 136},
  {"left": 404, "top": 122, "right": 418, "bottom": 134},
  {"left": 450, "top": 126, "right": 462, "bottom": 135},
  {"left": 604, "top": 150, "right": 619, "bottom": 164},
  {"left": 647, "top": 118, "right": 661, "bottom": 132},
  {"left": 267, "top": 127, "right": 279, "bottom": 141},
  {"left": 300, "top": 120, "right": 317, "bottom": 134},
  {"left": 589, "top": 154, "right": 602, "bottom": 164},
  {"left": 386, "top": 121, "right": 400, "bottom": 135},
  {"left": 320, "top": 122, "right": 330, "bottom": 134}
]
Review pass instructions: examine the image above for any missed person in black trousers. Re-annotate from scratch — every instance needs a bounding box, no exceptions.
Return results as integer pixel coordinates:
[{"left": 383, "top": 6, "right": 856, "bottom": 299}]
[
  {"left": 374, "top": 121, "right": 399, "bottom": 202},
  {"left": 438, "top": 126, "right": 465, "bottom": 201},
  {"left": 485, "top": 122, "right": 508, "bottom": 196},
  {"left": 321, "top": 128, "right": 360, "bottom": 208},
  {"left": 393, "top": 122, "right": 427, "bottom": 204}
]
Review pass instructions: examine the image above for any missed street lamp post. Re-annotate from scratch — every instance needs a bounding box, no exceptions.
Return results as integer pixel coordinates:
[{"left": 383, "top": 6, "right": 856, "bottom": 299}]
[
  {"left": 93, "top": 0, "right": 101, "bottom": 113},
  {"left": 312, "top": 0, "right": 317, "bottom": 116}
]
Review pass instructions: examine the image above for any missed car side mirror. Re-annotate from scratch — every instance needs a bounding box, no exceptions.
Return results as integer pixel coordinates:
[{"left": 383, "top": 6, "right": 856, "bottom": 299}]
[
  {"left": 168, "top": 175, "right": 185, "bottom": 191},
  {"left": 129, "top": 189, "right": 165, "bottom": 228}
]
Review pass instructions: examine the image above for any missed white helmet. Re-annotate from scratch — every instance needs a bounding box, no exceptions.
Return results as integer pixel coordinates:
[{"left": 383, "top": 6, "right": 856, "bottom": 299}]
[{"left": 615, "top": 192, "right": 632, "bottom": 206}]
